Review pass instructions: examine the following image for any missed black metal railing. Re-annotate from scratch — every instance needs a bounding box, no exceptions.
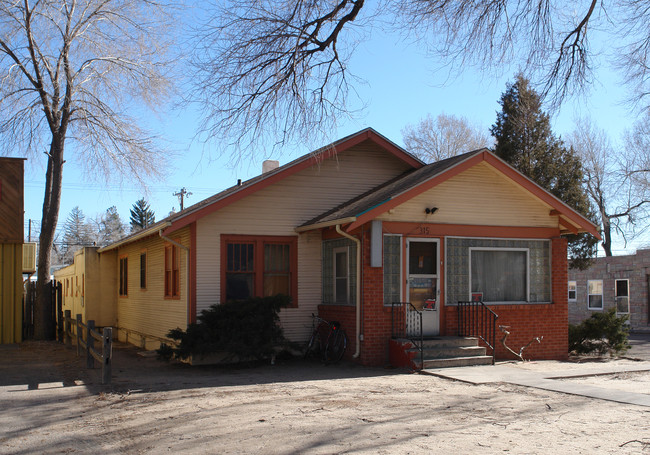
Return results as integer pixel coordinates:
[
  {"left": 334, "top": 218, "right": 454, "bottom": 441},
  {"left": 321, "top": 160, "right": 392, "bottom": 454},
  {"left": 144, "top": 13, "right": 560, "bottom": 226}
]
[
  {"left": 457, "top": 301, "right": 498, "bottom": 363},
  {"left": 391, "top": 302, "right": 423, "bottom": 369}
]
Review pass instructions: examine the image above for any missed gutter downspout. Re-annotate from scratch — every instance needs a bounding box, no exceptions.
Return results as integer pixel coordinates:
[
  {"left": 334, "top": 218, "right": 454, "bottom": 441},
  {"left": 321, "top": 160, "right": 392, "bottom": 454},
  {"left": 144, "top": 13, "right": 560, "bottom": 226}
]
[
  {"left": 336, "top": 224, "right": 361, "bottom": 359},
  {"left": 159, "top": 230, "right": 191, "bottom": 326}
]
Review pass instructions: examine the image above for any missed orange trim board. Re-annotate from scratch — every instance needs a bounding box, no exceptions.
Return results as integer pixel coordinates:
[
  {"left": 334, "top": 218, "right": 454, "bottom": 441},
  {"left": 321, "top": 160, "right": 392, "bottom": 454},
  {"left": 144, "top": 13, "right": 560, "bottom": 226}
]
[{"left": 166, "top": 130, "right": 422, "bottom": 234}]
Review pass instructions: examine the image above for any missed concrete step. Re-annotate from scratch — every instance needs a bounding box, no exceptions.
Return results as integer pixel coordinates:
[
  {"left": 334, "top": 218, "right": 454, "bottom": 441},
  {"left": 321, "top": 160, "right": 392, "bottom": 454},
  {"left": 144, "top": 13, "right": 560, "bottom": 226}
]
[
  {"left": 422, "top": 355, "right": 493, "bottom": 369},
  {"left": 421, "top": 345, "right": 487, "bottom": 359},
  {"left": 420, "top": 336, "right": 481, "bottom": 349}
]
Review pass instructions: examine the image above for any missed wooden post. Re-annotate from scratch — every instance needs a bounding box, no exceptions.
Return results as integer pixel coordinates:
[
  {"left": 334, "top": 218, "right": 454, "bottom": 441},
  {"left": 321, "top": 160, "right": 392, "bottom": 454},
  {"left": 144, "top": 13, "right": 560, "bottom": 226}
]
[
  {"left": 102, "top": 327, "right": 112, "bottom": 385},
  {"left": 86, "top": 320, "right": 95, "bottom": 369},
  {"left": 76, "top": 314, "right": 82, "bottom": 356},
  {"left": 64, "top": 310, "right": 71, "bottom": 345}
]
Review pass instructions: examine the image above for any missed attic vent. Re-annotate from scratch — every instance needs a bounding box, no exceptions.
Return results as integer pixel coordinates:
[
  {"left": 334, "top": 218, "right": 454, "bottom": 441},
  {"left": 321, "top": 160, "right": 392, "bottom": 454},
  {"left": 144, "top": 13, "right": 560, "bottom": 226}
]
[
  {"left": 262, "top": 160, "right": 279, "bottom": 174},
  {"left": 23, "top": 242, "right": 37, "bottom": 273}
]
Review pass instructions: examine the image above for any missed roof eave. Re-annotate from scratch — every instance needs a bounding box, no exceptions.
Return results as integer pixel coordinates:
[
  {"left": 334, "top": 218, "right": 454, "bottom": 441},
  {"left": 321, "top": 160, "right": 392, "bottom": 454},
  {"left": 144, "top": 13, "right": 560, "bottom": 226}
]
[
  {"left": 295, "top": 217, "right": 357, "bottom": 233},
  {"left": 97, "top": 222, "right": 172, "bottom": 252}
]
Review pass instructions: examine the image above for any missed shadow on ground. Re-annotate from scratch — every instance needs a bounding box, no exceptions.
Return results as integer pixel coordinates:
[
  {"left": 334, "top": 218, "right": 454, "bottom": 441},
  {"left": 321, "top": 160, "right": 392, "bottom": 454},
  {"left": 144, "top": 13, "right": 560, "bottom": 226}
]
[{"left": 0, "top": 341, "right": 406, "bottom": 395}]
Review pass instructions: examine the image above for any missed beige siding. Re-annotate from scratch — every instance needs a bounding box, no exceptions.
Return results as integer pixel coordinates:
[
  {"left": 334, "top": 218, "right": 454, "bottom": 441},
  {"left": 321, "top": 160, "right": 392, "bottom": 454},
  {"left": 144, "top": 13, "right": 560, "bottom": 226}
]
[
  {"left": 115, "top": 228, "right": 190, "bottom": 349},
  {"left": 53, "top": 248, "right": 117, "bottom": 331},
  {"left": 377, "top": 162, "right": 557, "bottom": 228},
  {"left": 196, "top": 144, "right": 411, "bottom": 341}
]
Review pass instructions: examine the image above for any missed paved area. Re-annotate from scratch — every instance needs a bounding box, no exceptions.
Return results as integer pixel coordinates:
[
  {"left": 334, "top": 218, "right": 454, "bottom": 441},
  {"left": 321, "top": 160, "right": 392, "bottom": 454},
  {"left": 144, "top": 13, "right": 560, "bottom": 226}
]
[{"left": 423, "top": 332, "right": 650, "bottom": 408}]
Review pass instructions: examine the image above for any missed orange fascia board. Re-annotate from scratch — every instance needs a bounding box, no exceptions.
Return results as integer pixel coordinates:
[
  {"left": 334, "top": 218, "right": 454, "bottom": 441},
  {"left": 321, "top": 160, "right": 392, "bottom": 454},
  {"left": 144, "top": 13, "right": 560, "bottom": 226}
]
[
  {"left": 345, "top": 153, "right": 485, "bottom": 232},
  {"left": 166, "top": 129, "right": 423, "bottom": 234}
]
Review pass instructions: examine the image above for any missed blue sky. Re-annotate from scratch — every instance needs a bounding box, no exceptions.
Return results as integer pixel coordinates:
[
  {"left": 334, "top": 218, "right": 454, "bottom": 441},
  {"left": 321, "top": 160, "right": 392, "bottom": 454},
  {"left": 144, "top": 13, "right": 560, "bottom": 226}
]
[{"left": 21, "top": 10, "right": 642, "bottom": 255}]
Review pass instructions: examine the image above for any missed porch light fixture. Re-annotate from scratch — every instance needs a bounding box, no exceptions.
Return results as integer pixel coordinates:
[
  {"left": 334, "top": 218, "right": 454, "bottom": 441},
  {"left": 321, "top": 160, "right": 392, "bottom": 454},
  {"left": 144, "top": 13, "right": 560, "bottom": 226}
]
[{"left": 425, "top": 207, "right": 438, "bottom": 215}]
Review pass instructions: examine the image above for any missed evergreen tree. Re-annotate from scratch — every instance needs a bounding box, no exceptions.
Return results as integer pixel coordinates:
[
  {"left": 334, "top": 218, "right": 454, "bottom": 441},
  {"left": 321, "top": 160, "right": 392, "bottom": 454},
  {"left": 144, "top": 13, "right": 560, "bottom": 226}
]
[
  {"left": 98, "top": 206, "right": 126, "bottom": 246},
  {"left": 491, "top": 74, "right": 597, "bottom": 269},
  {"left": 130, "top": 198, "right": 156, "bottom": 232},
  {"left": 61, "top": 206, "right": 95, "bottom": 264}
]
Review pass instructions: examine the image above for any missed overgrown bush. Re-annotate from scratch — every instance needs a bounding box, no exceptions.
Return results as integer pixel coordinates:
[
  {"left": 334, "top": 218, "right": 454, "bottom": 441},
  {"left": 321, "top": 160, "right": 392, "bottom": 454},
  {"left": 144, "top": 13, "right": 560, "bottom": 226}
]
[
  {"left": 157, "top": 295, "right": 293, "bottom": 363},
  {"left": 569, "top": 308, "right": 630, "bottom": 356}
]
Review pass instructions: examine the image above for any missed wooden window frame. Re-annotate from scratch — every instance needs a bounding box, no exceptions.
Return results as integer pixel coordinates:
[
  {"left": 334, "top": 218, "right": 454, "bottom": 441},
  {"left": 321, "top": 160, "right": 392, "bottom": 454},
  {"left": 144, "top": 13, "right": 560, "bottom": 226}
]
[
  {"left": 119, "top": 256, "right": 128, "bottom": 297},
  {"left": 221, "top": 235, "right": 298, "bottom": 307},
  {"left": 140, "top": 250, "right": 148, "bottom": 291},
  {"left": 82, "top": 273, "right": 85, "bottom": 297},
  {"left": 164, "top": 242, "right": 181, "bottom": 299}
]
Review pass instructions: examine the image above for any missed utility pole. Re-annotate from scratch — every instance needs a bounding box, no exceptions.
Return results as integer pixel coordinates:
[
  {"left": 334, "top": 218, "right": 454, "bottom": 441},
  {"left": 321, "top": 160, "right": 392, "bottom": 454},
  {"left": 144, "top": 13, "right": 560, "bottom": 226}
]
[{"left": 173, "top": 187, "right": 192, "bottom": 211}]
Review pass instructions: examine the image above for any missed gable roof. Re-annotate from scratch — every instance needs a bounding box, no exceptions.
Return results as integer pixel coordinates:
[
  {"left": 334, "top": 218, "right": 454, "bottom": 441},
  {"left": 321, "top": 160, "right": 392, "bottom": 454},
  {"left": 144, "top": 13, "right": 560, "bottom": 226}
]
[
  {"left": 98, "top": 128, "right": 423, "bottom": 251},
  {"left": 296, "top": 149, "right": 601, "bottom": 239}
]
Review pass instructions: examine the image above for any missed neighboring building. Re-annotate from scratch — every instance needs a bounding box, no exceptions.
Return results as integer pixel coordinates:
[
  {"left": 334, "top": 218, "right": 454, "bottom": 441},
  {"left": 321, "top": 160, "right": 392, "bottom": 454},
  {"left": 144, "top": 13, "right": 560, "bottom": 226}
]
[
  {"left": 0, "top": 158, "right": 25, "bottom": 344},
  {"left": 56, "top": 129, "right": 600, "bottom": 365},
  {"left": 568, "top": 250, "right": 650, "bottom": 332},
  {"left": 55, "top": 247, "right": 117, "bottom": 331}
]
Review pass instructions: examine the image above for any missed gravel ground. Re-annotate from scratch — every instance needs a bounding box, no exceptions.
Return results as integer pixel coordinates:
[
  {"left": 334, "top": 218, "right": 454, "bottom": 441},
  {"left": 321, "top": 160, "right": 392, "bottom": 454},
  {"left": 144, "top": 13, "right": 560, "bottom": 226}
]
[{"left": 1, "top": 341, "right": 649, "bottom": 454}]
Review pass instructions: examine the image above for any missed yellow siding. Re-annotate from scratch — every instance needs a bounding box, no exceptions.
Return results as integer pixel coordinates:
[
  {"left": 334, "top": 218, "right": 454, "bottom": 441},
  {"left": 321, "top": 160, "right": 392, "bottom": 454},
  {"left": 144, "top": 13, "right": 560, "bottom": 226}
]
[
  {"left": 0, "top": 244, "right": 22, "bottom": 344},
  {"left": 196, "top": 145, "right": 411, "bottom": 341},
  {"left": 115, "top": 228, "right": 190, "bottom": 349},
  {"left": 377, "top": 162, "right": 557, "bottom": 228}
]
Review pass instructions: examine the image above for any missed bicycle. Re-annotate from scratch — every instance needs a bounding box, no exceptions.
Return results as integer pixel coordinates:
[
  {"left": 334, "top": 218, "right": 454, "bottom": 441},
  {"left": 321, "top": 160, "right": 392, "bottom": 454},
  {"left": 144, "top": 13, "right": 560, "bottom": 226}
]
[{"left": 304, "top": 313, "right": 348, "bottom": 363}]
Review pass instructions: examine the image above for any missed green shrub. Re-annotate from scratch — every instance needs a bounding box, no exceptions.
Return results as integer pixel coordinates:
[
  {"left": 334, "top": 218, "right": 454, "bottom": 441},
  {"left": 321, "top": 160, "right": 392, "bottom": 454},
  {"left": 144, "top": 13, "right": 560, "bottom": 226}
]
[
  {"left": 157, "top": 294, "right": 292, "bottom": 362},
  {"left": 569, "top": 308, "right": 630, "bottom": 356}
]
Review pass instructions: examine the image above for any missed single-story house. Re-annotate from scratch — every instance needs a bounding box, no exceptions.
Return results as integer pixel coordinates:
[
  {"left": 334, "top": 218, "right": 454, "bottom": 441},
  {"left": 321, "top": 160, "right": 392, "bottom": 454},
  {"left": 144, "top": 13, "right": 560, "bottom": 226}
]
[
  {"left": 568, "top": 250, "right": 650, "bottom": 332},
  {"left": 56, "top": 128, "right": 599, "bottom": 366}
]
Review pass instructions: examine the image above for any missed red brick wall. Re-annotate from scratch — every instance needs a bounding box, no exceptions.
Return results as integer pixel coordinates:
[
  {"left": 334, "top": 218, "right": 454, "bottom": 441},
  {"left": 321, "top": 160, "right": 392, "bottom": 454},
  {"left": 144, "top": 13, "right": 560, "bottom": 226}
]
[
  {"left": 444, "top": 236, "right": 569, "bottom": 360},
  {"left": 322, "top": 232, "right": 570, "bottom": 366}
]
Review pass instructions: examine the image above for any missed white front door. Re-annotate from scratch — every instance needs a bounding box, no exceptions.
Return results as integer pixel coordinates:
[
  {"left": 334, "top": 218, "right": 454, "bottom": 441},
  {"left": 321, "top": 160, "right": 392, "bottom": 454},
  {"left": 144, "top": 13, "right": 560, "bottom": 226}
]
[{"left": 406, "top": 238, "right": 440, "bottom": 336}]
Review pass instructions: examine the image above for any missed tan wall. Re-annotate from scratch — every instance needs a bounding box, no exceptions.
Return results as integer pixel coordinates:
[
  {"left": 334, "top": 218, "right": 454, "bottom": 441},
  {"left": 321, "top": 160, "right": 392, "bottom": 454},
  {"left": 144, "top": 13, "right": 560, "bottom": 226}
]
[
  {"left": 377, "top": 162, "right": 557, "bottom": 228},
  {"left": 115, "top": 229, "right": 190, "bottom": 349},
  {"left": 0, "top": 244, "right": 22, "bottom": 344},
  {"left": 54, "top": 247, "right": 117, "bottom": 329},
  {"left": 196, "top": 143, "right": 412, "bottom": 341}
]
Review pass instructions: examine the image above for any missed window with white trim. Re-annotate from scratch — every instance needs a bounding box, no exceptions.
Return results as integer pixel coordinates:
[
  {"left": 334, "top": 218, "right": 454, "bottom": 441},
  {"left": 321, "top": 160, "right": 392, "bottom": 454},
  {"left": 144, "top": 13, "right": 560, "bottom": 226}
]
[
  {"left": 470, "top": 248, "right": 528, "bottom": 302},
  {"left": 615, "top": 279, "right": 629, "bottom": 314},
  {"left": 588, "top": 280, "right": 603, "bottom": 310},
  {"left": 568, "top": 281, "right": 577, "bottom": 301}
]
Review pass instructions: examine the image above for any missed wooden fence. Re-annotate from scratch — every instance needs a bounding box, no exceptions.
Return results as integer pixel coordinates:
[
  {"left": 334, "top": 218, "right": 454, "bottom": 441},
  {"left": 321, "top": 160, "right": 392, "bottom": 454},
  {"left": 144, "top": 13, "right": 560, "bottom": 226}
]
[{"left": 62, "top": 310, "right": 113, "bottom": 385}]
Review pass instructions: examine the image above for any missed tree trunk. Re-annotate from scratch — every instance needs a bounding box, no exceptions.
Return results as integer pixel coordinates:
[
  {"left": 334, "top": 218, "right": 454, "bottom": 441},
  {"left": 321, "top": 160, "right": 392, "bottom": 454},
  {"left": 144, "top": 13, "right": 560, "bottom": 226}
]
[
  {"left": 33, "top": 135, "right": 65, "bottom": 340},
  {"left": 601, "top": 214, "right": 612, "bottom": 257}
]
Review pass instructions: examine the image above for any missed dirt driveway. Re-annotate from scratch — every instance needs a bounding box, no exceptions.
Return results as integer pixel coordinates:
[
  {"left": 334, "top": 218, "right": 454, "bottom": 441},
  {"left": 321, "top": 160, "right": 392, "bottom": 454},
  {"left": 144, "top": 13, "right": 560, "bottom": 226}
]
[{"left": 1, "top": 341, "right": 649, "bottom": 454}]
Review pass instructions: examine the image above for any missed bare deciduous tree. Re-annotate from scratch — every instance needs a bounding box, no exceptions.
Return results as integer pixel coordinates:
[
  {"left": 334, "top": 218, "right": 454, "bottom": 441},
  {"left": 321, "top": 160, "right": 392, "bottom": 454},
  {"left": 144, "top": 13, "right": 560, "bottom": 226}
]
[
  {"left": 0, "top": 0, "right": 175, "bottom": 339},
  {"left": 192, "top": 0, "right": 368, "bottom": 159},
  {"left": 195, "top": 1, "right": 650, "bottom": 156},
  {"left": 401, "top": 113, "right": 490, "bottom": 163},
  {"left": 569, "top": 117, "right": 650, "bottom": 256}
]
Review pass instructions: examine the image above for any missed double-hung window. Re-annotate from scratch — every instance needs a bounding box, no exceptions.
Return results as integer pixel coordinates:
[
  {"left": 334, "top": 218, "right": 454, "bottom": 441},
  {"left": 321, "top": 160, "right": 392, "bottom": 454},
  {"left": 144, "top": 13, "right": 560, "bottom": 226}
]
[
  {"left": 568, "top": 281, "right": 577, "bottom": 301},
  {"left": 222, "top": 235, "right": 297, "bottom": 305},
  {"left": 616, "top": 279, "right": 629, "bottom": 314},
  {"left": 587, "top": 280, "right": 603, "bottom": 310}
]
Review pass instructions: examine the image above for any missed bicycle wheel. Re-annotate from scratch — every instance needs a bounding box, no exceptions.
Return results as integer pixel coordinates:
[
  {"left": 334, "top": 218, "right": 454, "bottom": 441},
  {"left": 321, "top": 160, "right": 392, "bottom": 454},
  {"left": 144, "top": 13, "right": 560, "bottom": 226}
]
[
  {"left": 325, "top": 328, "right": 347, "bottom": 363},
  {"left": 303, "top": 331, "right": 319, "bottom": 359}
]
